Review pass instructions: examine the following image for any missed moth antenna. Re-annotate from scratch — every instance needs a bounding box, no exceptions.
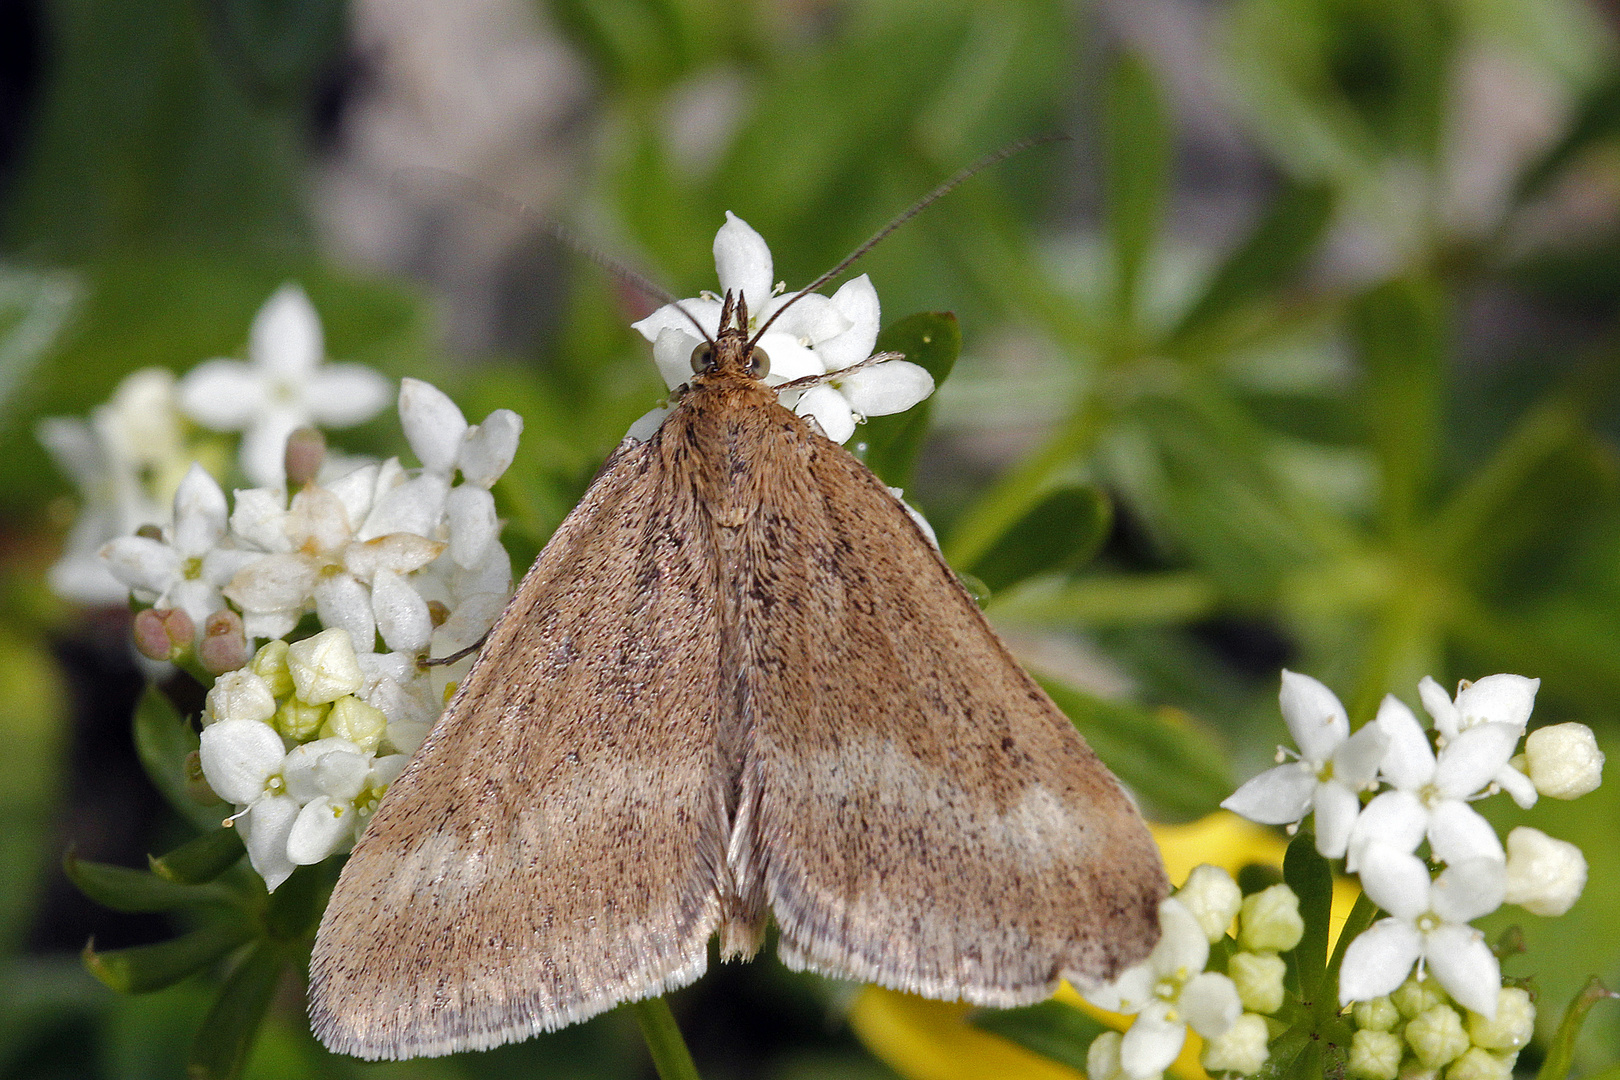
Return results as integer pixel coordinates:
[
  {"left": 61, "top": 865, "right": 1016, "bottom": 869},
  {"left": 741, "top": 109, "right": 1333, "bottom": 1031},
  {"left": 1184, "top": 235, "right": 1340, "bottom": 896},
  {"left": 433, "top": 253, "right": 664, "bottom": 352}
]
[
  {"left": 749, "top": 134, "right": 1069, "bottom": 346},
  {"left": 390, "top": 165, "right": 717, "bottom": 346}
]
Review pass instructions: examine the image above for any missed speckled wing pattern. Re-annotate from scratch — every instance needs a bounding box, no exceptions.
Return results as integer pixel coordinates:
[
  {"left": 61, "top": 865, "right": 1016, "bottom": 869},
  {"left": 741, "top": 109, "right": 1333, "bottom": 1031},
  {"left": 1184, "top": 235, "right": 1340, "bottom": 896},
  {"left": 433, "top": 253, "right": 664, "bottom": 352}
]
[
  {"left": 309, "top": 434, "right": 734, "bottom": 1061},
  {"left": 723, "top": 402, "right": 1168, "bottom": 1004}
]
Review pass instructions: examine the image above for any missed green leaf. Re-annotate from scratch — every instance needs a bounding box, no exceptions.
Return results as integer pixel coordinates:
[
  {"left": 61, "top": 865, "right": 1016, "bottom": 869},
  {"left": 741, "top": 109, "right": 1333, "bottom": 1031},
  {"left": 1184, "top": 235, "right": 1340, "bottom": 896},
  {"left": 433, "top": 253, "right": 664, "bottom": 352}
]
[
  {"left": 1350, "top": 279, "right": 1443, "bottom": 536},
  {"left": 83, "top": 920, "right": 254, "bottom": 994},
  {"left": 1104, "top": 53, "right": 1170, "bottom": 329},
  {"left": 133, "top": 687, "right": 221, "bottom": 832},
  {"left": 1281, "top": 832, "right": 1333, "bottom": 1004},
  {"left": 968, "top": 485, "right": 1111, "bottom": 593},
  {"left": 1166, "top": 181, "right": 1334, "bottom": 350},
  {"left": 149, "top": 828, "right": 246, "bottom": 885},
  {"left": 855, "top": 312, "right": 961, "bottom": 488},
  {"left": 63, "top": 849, "right": 239, "bottom": 913},
  {"left": 969, "top": 1000, "right": 1109, "bottom": 1071},
  {"left": 188, "top": 943, "right": 287, "bottom": 1080},
  {"left": 1036, "top": 675, "right": 1231, "bottom": 821},
  {"left": 1536, "top": 978, "right": 1620, "bottom": 1080}
]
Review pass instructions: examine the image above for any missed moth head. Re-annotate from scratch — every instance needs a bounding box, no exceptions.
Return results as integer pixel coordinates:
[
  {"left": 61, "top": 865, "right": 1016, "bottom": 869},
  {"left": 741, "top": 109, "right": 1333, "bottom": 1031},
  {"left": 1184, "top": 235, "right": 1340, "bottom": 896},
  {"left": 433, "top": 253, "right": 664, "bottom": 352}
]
[{"left": 688, "top": 340, "right": 769, "bottom": 378}]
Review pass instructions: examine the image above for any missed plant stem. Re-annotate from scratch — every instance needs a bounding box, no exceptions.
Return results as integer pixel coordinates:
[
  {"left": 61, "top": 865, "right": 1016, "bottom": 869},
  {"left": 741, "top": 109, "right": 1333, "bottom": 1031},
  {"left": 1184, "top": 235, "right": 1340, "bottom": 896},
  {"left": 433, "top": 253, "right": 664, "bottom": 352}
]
[{"left": 633, "top": 997, "right": 702, "bottom": 1080}]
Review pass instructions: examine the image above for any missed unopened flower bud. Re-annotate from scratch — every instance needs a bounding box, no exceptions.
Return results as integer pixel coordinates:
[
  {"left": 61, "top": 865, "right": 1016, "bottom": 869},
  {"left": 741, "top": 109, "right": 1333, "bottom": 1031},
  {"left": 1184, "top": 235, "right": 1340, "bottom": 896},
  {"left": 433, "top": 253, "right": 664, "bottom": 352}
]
[
  {"left": 284, "top": 426, "right": 326, "bottom": 488},
  {"left": 1229, "top": 950, "right": 1287, "bottom": 1014},
  {"left": 1238, "top": 884, "right": 1304, "bottom": 952},
  {"left": 1086, "top": 1031, "right": 1125, "bottom": 1080},
  {"left": 250, "top": 639, "right": 295, "bottom": 698},
  {"left": 275, "top": 696, "right": 328, "bottom": 740},
  {"left": 1504, "top": 826, "right": 1587, "bottom": 916},
  {"left": 1467, "top": 986, "right": 1533, "bottom": 1051},
  {"left": 1178, "top": 864, "right": 1242, "bottom": 942},
  {"left": 205, "top": 669, "right": 277, "bottom": 725},
  {"left": 1353, "top": 996, "right": 1400, "bottom": 1032},
  {"left": 1200, "top": 1012, "right": 1269, "bottom": 1074},
  {"left": 1393, "top": 973, "right": 1449, "bottom": 1018},
  {"left": 1446, "top": 1047, "right": 1515, "bottom": 1080},
  {"left": 133, "top": 607, "right": 194, "bottom": 661},
  {"left": 1525, "top": 723, "right": 1604, "bottom": 799},
  {"left": 287, "top": 628, "right": 363, "bottom": 704},
  {"left": 199, "top": 609, "right": 249, "bottom": 675},
  {"left": 1406, "top": 1004, "right": 1469, "bottom": 1068},
  {"left": 1348, "top": 1028, "right": 1402, "bottom": 1080},
  {"left": 321, "top": 695, "right": 387, "bottom": 753}
]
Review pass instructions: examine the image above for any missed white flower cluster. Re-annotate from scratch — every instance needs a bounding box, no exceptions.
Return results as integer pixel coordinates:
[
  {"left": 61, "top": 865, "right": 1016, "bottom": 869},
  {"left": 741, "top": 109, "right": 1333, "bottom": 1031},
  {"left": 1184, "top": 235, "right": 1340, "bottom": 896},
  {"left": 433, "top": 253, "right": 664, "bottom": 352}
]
[
  {"left": 1223, "top": 671, "right": 1600, "bottom": 1049},
  {"left": 39, "top": 285, "right": 393, "bottom": 604},
  {"left": 629, "top": 212, "right": 936, "bottom": 444},
  {"left": 42, "top": 287, "right": 522, "bottom": 892},
  {"left": 1085, "top": 864, "right": 1301, "bottom": 1078}
]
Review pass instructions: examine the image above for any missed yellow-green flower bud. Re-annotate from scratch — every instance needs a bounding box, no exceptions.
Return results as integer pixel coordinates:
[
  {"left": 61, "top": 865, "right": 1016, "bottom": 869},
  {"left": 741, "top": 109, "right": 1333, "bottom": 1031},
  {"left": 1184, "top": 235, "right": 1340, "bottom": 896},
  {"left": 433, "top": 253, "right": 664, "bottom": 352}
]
[
  {"left": 1238, "top": 884, "right": 1304, "bottom": 952},
  {"left": 1466, "top": 987, "right": 1533, "bottom": 1051},
  {"left": 251, "top": 638, "right": 295, "bottom": 699},
  {"left": 1348, "top": 1029, "right": 1402, "bottom": 1080},
  {"left": 1179, "top": 864, "right": 1242, "bottom": 942},
  {"left": 1445, "top": 1047, "right": 1515, "bottom": 1080},
  {"left": 1354, "top": 996, "right": 1401, "bottom": 1032},
  {"left": 1393, "top": 974, "right": 1449, "bottom": 1018},
  {"left": 287, "top": 627, "right": 363, "bottom": 705},
  {"left": 275, "top": 696, "right": 329, "bottom": 741},
  {"left": 1200, "top": 1012, "right": 1269, "bottom": 1074},
  {"left": 1405, "top": 1005, "right": 1468, "bottom": 1069},
  {"left": 321, "top": 695, "right": 387, "bottom": 754},
  {"left": 1229, "top": 950, "right": 1286, "bottom": 1014}
]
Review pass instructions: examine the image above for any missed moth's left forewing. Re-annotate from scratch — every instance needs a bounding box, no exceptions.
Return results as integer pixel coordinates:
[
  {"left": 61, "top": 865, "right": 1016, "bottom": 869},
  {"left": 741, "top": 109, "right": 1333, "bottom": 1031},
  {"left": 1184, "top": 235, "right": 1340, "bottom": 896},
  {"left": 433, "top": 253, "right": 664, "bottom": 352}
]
[{"left": 727, "top": 408, "right": 1167, "bottom": 1004}]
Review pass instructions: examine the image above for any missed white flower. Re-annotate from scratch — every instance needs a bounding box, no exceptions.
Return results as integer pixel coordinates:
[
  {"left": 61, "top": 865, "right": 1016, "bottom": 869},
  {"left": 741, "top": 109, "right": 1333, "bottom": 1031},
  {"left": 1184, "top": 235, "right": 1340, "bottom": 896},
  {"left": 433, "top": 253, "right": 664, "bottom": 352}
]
[
  {"left": 178, "top": 285, "right": 392, "bottom": 486},
  {"left": 286, "top": 628, "right": 365, "bottom": 704},
  {"left": 203, "top": 668, "right": 277, "bottom": 725},
  {"left": 1346, "top": 695, "right": 1520, "bottom": 867},
  {"left": 1221, "top": 670, "right": 1388, "bottom": 859},
  {"left": 1419, "top": 674, "right": 1541, "bottom": 808},
  {"left": 38, "top": 369, "right": 188, "bottom": 603},
  {"left": 629, "top": 213, "right": 933, "bottom": 444},
  {"left": 197, "top": 718, "right": 301, "bottom": 890},
  {"left": 1339, "top": 845, "right": 1504, "bottom": 1017},
  {"left": 1086, "top": 897, "right": 1242, "bottom": 1077},
  {"left": 98, "top": 464, "right": 260, "bottom": 635},
  {"left": 1524, "top": 722, "right": 1604, "bottom": 799},
  {"left": 397, "top": 378, "right": 522, "bottom": 568},
  {"left": 1177, "top": 864, "right": 1242, "bottom": 943},
  {"left": 1502, "top": 826, "right": 1587, "bottom": 916}
]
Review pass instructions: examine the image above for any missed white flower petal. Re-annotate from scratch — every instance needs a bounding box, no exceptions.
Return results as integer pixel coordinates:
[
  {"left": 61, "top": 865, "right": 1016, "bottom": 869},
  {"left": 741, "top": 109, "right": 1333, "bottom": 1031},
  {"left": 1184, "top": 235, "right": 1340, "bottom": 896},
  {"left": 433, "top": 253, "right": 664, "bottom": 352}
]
[
  {"left": 632, "top": 298, "right": 722, "bottom": 343},
  {"left": 757, "top": 331, "right": 824, "bottom": 382},
  {"left": 1374, "top": 694, "right": 1437, "bottom": 789},
  {"left": 314, "top": 573, "right": 376, "bottom": 653},
  {"left": 1313, "top": 780, "right": 1361, "bottom": 859},
  {"left": 1279, "top": 670, "right": 1349, "bottom": 762},
  {"left": 1427, "top": 800, "right": 1504, "bottom": 865},
  {"left": 171, "top": 464, "right": 227, "bottom": 555},
  {"left": 1119, "top": 1001, "right": 1186, "bottom": 1077},
  {"left": 198, "top": 719, "right": 286, "bottom": 804},
  {"left": 287, "top": 796, "right": 355, "bottom": 864},
  {"left": 764, "top": 292, "right": 844, "bottom": 346},
  {"left": 205, "top": 670, "right": 277, "bottom": 725},
  {"left": 178, "top": 359, "right": 267, "bottom": 428},
  {"left": 816, "top": 275, "right": 880, "bottom": 371},
  {"left": 1334, "top": 721, "right": 1391, "bottom": 790},
  {"left": 252, "top": 284, "right": 323, "bottom": 377},
  {"left": 626, "top": 405, "right": 671, "bottom": 443},
  {"left": 651, "top": 326, "right": 700, "bottom": 389},
  {"left": 1357, "top": 842, "right": 1432, "bottom": 920},
  {"left": 241, "top": 609, "right": 299, "bottom": 640},
  {"left": 359, "top": 473, "right": 449, "bottom": 540},
  {"left": 445, "top": 485, "right": 498, "bottom": 569},
  {"left": 224, "top": 553, "right": 317, "bottom": 613},
  {"left": 795, "top": 384, "right": 857, "bottom": 444},
  {"left": 714, "top": 211, "right": 773, "bottom": 313},
  {"left": 1424, "top": 924, "right": 1501, "bottom": 1018},
  {"left": 1495, "top": 763, "right": 1539, "bottom": 809},
  {"left": 1430, "top": 857, "right": 1506, "bottom": 924},
  {"left": 344, "top": 534, "right": 446, "bottom": 579},
  {"left": 1181, "top": 972, "right": 1242, "bottom": 1039},
  {"left": 838, "top": 360, "right": 935, "bottom": 417},
  {"left": 373, "top": 568, "right": 433, "bottom": 653},
  {"left": 229, "top": 487, "right": 290, "bottom": 552},
  {"left": 1419, "top": 675, "right": 1462, "bottom": 739},
  {"left": 240, "top": 793, "right": 299, "bottom": 891},
  {"left": 284, "top": 738, "right": 370, "bottom": 803},
  {"left": 1453, "top": 674, "right": 1539, "bottom": 731},
  {"left": 399, "top": 379, "right": 468, "bottom": 474},
  {"left": 1151, "top": 898, "right": 1210, "bottom": 975},
  {"left": 459, "top": 409, "right": 522, "bottom": 487},
  {"left": 325, "top": 463, "right": 381, "bottom": 531},
  {"left": 238, "top": 408, "right": 303, "bottom": 488},
  {"left": 307, "top": 365, "right": 392, "bottom": 428},
  {"left": 1338, "top": 918, "right": 1423, "bottom": 1005},
  {"left": 1089, "top": 959, "right": 1155, "bottom": 1015},
  {"left": 1348, "top": 789, "right": 1428, "bottom": 865},
  {"left": 100, "top": 536, "right": 181, "bottom": 595},
  {"left": 1435, "top": 722, "right": 1521, "bottom": 798},
  {"left": 1220, "top": 762, "right": 1317, "bottom": 825}
]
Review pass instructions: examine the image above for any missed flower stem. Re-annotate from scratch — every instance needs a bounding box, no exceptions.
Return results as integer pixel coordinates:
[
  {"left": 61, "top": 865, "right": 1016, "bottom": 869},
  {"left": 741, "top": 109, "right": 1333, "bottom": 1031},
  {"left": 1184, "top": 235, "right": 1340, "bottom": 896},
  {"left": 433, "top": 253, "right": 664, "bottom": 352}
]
[{"left": 633, "top": 997, "right": 703, "bottom": 1080}]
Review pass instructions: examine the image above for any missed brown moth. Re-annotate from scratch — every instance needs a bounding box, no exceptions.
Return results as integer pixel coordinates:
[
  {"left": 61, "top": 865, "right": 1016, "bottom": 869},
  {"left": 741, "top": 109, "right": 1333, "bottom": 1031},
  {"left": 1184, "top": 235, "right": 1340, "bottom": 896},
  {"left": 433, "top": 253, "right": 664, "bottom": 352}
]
[{"left": 309, "top": 288, "right": 1168, "bottom": 1060}]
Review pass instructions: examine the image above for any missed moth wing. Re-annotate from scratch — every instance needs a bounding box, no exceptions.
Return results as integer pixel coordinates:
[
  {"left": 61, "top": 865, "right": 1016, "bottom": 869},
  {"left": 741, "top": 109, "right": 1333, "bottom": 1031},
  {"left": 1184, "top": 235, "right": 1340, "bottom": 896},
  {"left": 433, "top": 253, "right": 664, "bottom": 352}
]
[
  {"left": 729, "top": 413, "right": 1168, "bottom": 1003},
  {"left": 310, "top": 434, "right": 730, "bottom": 1060}
]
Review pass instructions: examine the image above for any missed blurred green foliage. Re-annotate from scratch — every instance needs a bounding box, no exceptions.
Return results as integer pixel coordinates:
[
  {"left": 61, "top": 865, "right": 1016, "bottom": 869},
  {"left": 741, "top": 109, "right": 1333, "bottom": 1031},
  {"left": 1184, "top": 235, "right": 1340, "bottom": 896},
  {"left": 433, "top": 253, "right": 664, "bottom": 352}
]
[{"left": 5, "top": 0, "right": 1620, "bottom": 1077}]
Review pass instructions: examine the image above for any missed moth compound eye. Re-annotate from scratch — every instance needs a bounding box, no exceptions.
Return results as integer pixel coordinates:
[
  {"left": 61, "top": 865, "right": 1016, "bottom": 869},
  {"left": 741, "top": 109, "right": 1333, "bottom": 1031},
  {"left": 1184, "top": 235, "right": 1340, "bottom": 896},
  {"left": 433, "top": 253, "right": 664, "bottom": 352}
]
[
  {"left": 690, "top": 342, "right": 715, "bottom": 374},
  {"left": 746, "top": 347, "right": 771, "bottom": 379}
]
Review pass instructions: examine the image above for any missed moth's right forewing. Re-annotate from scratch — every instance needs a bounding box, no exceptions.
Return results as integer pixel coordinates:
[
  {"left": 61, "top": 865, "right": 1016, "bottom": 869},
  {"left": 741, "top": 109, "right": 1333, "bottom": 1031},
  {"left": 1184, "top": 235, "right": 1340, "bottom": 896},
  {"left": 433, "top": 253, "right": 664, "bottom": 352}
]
[{"left": 310, "top": 431, "right": 731, "bottom": 1061}]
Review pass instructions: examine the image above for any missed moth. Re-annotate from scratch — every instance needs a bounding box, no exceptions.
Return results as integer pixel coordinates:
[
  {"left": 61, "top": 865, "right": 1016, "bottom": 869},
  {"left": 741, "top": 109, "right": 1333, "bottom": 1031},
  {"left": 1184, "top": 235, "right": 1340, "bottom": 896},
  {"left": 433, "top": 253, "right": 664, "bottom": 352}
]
[{"left": 310, "top": 262, "right": 1168, "bottom": 1063}]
